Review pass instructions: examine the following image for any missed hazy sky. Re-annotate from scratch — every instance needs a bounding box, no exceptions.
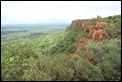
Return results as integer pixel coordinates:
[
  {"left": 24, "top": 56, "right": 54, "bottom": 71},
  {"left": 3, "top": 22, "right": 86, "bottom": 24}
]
[{"left": 1, "top": 1, "right": 121, "bottom": 24}]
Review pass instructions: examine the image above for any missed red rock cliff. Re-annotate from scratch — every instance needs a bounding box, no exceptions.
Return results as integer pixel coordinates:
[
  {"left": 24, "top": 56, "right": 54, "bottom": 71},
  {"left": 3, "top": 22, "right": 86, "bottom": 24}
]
[{"left": 71, "top": 20, "right": 84, "bottom": 28}]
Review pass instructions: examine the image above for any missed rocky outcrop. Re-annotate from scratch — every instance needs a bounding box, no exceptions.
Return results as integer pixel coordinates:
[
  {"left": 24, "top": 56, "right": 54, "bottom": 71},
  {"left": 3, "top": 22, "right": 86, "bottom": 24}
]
[
  {"left": 92, "top": 29, "right": 109, "bottom": 42},
  {"left": 77, "top": 37, "right": 97, "bottom": 65},
  {"left": 76, "top": 21, "right": 109, "bottom": 64},
  {"left": 95, "top": 21, "right": 107, "bottom": 30},
  {"left": 73, "top": 16, "right": 121, "bottom": 65},
  {"left": 71, "top": 20, "right": 84, "bottom": 28}
]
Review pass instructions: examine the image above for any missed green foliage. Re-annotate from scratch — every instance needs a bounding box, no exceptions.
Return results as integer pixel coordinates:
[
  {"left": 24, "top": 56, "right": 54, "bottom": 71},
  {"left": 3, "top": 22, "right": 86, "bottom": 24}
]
[
  {"left": 87, "top": 39, "right": 121, "bottom": 81},
  {"left": 46, "top": 27, "right": 84, "bottom": 55},
  {"left": 1, "top": 15, "right": 121, "bottom": 81},
  {"left": 107, "top": 15, "right": 121, "bottom": 29}
]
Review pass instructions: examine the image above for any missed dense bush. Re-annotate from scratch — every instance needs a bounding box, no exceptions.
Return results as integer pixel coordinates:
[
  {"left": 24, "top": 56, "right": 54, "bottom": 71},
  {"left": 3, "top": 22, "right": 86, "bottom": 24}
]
[
  {"left": 45, "top": 26, "right": 84, "bottom": 55},
  {"left": 87, "top": 39, "right": 121, "bottom": 81},
  {"left": 1, "top": 15, "right": 121, "bottom": 81}
]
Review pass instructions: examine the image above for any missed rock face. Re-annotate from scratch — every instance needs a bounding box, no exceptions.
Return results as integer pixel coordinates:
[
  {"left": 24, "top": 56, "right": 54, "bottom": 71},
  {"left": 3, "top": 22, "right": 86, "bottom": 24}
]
[
  {"left": 71, "top": 20, "right": 84, "bottom": 28},
  {"left": 95, "top": 22, "right": 107, "bottom": 30},
  {"left": 92, "top": 29, "right": 109, "bottom": 42},
  {"left": 91, "top": 22, "right": 109, "bottom": 42},
  {"left": 76, "top": 20, "right": 110, "bottom": 64},
  {"left": 73, "top": 15, "right": 120, "bottom": 65},
  {"left": 77, "top": 37, "right": 97, "bottom": 65},
  {"left": 78, "top": 37, "right": 88, "bottom": 46}
]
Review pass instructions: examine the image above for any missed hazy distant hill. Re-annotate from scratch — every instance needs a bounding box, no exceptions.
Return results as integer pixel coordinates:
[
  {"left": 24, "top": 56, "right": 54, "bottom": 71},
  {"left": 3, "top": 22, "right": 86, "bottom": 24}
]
[{"left": 1, "top": 23, "right": 68, "bottom": 43}]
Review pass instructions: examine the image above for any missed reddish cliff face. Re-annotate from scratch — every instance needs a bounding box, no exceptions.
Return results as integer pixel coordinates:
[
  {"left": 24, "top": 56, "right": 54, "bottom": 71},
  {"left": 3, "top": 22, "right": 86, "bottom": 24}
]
[
  {"left": 95, "top": 22, "right": 107, "bottom": 30},
  {"left": 71, "top": 19, "right": 108, "bottom": 28},
  {"left": 74, "top": 20, "right": 109, "bottom": 64},
  {"left": 92, "top": 29, "right": 109, "bottom": 42},
  {"left": 72, "top": 19, "right": 109, "bottom": 44},
  {"left": 71, "top": 20, "right": 84, "bottom": 28},
  {"left": 71, "top": 17, "right": 120, "bottom": 66}
]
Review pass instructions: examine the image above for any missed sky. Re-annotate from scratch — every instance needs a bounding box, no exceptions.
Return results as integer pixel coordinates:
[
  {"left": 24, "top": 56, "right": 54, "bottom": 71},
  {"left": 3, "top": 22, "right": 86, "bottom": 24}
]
[{"left": 1, "top": 1, "right": 121, "bottom": 24}]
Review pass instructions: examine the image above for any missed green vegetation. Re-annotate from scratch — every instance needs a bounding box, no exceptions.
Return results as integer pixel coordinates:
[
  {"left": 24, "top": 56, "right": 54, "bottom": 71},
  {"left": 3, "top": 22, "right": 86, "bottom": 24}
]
[
  {"left": 1, "top": 27, "right": 64, "bottom": 43},
  {"left": 88, "top": 39, "right": 121, "bottom": 81},
  {"left": 1, "top": 15, "right": 121, "bottom": 81}
]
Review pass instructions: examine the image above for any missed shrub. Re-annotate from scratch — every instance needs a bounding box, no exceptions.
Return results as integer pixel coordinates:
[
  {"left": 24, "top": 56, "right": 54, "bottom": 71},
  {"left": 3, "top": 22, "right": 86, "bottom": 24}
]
[{"left": 87, "top": 39, "right": 121, "bottom": 80}]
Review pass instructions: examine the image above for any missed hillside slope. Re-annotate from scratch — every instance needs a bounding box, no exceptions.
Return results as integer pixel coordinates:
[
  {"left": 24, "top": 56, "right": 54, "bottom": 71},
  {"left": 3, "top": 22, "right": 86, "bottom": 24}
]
[{"left": 1, "top": 15, "right": 121, "bottom": 81}]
